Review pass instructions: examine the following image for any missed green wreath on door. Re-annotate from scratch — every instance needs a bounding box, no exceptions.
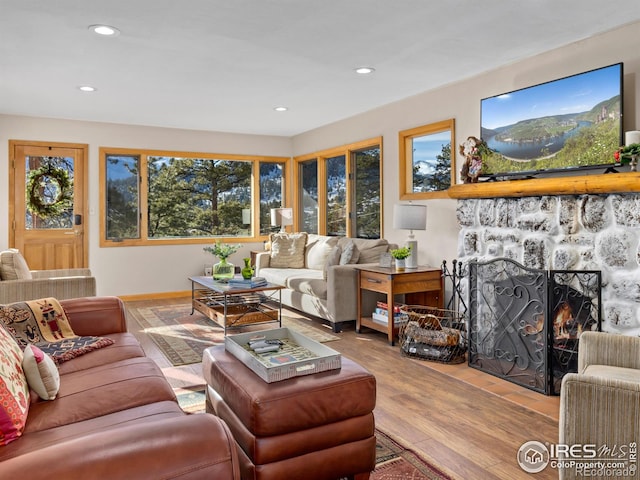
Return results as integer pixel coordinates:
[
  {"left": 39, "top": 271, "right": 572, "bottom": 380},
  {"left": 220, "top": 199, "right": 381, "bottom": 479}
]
[{"left": 26, "top": 164, "right": 73, "bottom": 219}]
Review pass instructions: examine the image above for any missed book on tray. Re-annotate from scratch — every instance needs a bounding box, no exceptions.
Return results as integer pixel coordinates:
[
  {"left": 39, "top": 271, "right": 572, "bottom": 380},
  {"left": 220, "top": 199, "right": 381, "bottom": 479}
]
[{"left": 228, "top": 276, "right": 268, "bottom": 288}]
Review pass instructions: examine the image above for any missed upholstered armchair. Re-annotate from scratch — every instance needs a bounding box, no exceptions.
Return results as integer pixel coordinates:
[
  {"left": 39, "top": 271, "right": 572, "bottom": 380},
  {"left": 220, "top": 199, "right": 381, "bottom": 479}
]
[
  {"left": 0, "top": 249, "right": 96, "bottom": 304},
  {"left": 559, "top": 331, "right": 640, "bottom": 480}
]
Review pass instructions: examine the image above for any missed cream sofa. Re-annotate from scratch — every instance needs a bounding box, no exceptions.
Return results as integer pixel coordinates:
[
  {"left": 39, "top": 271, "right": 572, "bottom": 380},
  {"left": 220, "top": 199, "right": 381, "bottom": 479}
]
[
  {"left": 255, "top": 233, "right": 395, "bottom": 332},
  {"left": 0, "top": 249, "right": 96, "bottom": 304},
  {"left": 559, "top": 331, "right": 640, "bottom": 480}
]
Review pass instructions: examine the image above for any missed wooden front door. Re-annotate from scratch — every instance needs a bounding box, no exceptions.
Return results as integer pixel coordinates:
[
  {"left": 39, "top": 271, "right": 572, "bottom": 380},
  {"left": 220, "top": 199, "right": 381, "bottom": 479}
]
[{"left": 9, "top": 140, "right": 88, "bottom": 269}]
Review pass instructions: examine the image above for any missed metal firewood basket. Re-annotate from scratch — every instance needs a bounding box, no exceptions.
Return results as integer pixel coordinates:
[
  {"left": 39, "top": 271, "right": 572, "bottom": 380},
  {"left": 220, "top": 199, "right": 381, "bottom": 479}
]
[{"left": 398, "top": 305, "right": 467, "bottom": 364}]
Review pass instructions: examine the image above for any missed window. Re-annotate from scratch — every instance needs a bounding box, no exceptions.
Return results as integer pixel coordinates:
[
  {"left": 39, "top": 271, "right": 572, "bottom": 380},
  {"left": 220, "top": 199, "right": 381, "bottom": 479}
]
[
  {"left": 299, "top": 159, "right": 319, "bottom": 234},
  {"left": 100, "top": 148, "right": 288, "bottom": 246},
  {"left": 25, "top": 155, "right": 75, "bottom": 230},
  {"left": 326, "top": 155, "right": 346, "bottom": 236},
  {"left": 353, "top": 147, "right": 381, "bottom": 239},
  {"left": 148, "top": 156, "right": 253, "bottom": 238},
  {"left": 294, "top": 138, "right": 381, "bottom": 238},
  {"left": 259, "top": 162, "right": 286, "bottom": 236},
  {"left": 399, "top": 119, "right": 455, "bottom": 199},
  {"left": 105, "top": 154, "right": 140, "bottom": 239}
]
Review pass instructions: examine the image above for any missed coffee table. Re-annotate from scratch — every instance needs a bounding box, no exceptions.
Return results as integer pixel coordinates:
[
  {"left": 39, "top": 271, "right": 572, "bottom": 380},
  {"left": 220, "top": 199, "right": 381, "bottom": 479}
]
[{"left": 189, "top": 276, "right": 284, "bottom": 334}]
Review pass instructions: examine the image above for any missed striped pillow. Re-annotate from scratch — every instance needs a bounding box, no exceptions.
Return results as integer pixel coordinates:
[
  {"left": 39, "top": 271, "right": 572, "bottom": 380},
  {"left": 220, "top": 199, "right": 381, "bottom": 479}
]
[{"left": 269, "top": 233, "right": 307, "bottom": 268}]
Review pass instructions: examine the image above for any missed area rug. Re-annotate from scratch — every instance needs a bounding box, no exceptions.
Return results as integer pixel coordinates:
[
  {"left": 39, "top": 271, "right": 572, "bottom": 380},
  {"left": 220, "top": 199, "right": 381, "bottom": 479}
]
[
  {"left": 174, "top": 388, "right": 451, "bottom": 479},
  {"left": 373, "top": 429, "right": 453, "bottom": 480},
  {"left": 174, "top": 385, "right": 208, "bottom": 413},
  {"left": 129, "top": 303, "right": 339, "bottom": 366}
]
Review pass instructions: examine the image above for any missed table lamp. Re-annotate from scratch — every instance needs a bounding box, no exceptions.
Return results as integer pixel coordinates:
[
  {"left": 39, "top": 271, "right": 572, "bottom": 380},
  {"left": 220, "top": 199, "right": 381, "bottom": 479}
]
[
  {"left": 393, "top": 204, "right": 427, "bottom": 269},
  {"left": 270, "top": 207, "right": 293, "bottom": 232}
]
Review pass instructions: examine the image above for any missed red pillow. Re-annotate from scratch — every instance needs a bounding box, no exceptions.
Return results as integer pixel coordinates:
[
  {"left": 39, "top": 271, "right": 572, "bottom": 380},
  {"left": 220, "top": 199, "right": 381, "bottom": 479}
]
[{"left": 0, "top": 327, "right": 30, "bottom": 445}]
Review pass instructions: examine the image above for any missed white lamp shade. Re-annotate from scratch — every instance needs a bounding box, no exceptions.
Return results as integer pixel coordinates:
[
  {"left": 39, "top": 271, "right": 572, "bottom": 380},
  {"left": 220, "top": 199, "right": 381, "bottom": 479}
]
[
  {"left": 393, "top": 204, "right": 427, "bottom": 231},
  {"left": 242, "top": 208, "right": 251, "bottom": 224},
  {"left": 270, "top": 208, "right": 293, "bottom": 227},
  {"left": 626, "top": 131, "right": 640, "bottom": 146}
]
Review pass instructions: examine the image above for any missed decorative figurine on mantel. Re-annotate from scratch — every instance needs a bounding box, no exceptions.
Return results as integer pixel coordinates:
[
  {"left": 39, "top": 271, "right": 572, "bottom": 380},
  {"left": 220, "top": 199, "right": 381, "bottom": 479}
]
[
  {"left": 615, "top": 142, "right": 640, "bottom": 172},
  {"left": 459, "top": 136, "right": 490, "bottom": 183}
]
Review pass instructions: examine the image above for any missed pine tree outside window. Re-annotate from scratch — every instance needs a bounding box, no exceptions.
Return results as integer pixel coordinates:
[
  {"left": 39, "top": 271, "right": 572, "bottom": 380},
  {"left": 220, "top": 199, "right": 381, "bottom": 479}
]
[{"left": 100, "top": 148, "right": 288, "bottom": 246}]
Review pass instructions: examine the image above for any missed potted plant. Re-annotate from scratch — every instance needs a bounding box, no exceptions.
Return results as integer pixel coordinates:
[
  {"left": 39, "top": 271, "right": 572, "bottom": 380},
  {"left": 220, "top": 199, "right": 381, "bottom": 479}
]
[
  {"left": 203, "top": 242, "right": 242, "bottom": 280},
  {"left": 389, "top": 246, "right": 412, "bottom": 272},
  {"left": 615, "top": 143, "right": 640, "bottom": 171}
]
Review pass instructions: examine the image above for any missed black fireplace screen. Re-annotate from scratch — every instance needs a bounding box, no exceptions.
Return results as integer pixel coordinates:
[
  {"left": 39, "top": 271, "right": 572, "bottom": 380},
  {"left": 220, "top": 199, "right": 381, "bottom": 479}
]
[{"left": 468, "top": 258, "right": 601, "bottom": 395}]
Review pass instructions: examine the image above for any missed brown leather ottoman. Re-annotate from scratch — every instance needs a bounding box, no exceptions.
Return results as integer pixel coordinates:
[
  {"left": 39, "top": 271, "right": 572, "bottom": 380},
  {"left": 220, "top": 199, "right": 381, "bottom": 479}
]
[{"left": 203, "top": 345, "right": 376, "bottom": 480}]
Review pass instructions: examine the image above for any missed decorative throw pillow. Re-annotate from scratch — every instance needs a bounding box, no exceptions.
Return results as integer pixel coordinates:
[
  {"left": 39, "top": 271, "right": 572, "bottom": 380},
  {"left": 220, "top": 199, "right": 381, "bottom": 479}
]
[
  {"left": 356, "top": 241, "right": 390, "bottom": 264},
  {"left": 305, "top": 235, "right": 339, "bottom": 270},
  {"left": 1, "top": 298, "right": 76, "bottom": 347},
  {"left": 0, "top": 249, "right": 32, "bottom": 281},
  {"left": 270, "top": 233, "right": 307, "bottom": 268},
  {"left": 22, "top": 344, "right": 60, "bottom": 401},
  {"left": 0, "top": 326, "right": 29, "bottom": 446},
  {"left": 340, "top": 240, "right": 360, "bottom": 265},
  {"left": 323, "top": 245, "right": 342, "bottom": 280},
  {"left": 0, "top": 297, "right": 115, "bottom": 366}
]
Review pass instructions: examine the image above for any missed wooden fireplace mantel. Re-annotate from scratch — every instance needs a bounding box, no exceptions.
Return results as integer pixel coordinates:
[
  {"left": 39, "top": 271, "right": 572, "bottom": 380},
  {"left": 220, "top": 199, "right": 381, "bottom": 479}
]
[{"left": 447, "top": 172, "right": 640, "bottom": 199}]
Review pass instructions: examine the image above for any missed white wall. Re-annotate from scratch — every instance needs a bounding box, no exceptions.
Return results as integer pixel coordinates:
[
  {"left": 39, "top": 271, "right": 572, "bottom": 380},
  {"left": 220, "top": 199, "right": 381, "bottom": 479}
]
[
  {"left": 292, "top": 20, "right": 640, "bottom": 271},
  {"left": 2, "top": 21, "right": 639, "bottom": 297}
]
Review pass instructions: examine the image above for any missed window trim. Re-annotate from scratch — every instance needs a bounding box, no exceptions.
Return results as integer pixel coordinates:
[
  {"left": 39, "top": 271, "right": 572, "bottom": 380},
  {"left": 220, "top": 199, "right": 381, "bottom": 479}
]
[
  {"left": 399, "top": 119, "right": 455, "bottom": 200},
  {"left": 293, "top": 137, "right": 383, "bottom": 237},
  {"left": 99, "top": 147, "right": 290, "bottom": 247}
]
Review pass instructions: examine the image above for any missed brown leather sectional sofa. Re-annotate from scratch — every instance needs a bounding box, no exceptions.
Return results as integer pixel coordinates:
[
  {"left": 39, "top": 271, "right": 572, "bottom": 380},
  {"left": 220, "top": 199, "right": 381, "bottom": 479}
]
[{"left": 0, "top": 296, "right": 240, "bottom": 480}]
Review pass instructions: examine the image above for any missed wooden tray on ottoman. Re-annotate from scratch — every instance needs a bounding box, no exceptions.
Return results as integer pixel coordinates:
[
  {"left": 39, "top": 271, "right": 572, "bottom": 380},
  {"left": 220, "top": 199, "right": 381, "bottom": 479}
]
[{"left": 225, "top": 328, "right": 341, "bottom": 383}]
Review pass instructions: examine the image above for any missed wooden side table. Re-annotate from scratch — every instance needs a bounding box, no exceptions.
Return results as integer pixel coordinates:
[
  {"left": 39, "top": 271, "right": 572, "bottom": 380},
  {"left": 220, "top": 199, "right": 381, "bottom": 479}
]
[{"left": 355, "top": 265, "right": 443, "bottom": 345}]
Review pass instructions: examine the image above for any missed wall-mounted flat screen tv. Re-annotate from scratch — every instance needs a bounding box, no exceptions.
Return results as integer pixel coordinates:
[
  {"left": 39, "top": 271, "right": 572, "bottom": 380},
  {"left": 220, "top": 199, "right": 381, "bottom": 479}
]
[{"left": 480, "top": 63, "right": 623, "bottom": 178}]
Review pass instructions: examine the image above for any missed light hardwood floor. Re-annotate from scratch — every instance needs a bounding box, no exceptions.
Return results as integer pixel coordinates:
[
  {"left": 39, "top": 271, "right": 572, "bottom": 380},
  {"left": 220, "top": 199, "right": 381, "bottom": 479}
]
[{"left": 124, "top": 297, "right": 560, "bottom": 480}]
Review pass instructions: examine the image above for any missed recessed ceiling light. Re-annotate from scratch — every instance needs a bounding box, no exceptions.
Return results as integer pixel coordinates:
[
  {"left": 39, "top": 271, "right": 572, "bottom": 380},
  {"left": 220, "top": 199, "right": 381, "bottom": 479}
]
[
  {"left": 355, "top": 67, "right": 375, "bottom": 75},
  {"left": 78, "top": 85, "right": 97, "bottom": 92},
  {"left": 274, "top": 106, "right": 288, "bottom": 112},
  {"left": 89, "top": 24, "right": 120, "bottom": 36}
]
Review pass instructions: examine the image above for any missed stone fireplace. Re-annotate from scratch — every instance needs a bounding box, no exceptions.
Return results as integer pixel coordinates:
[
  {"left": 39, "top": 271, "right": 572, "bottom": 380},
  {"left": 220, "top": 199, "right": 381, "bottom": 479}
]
[{"left": 456, "top": 193, "right": 640, "bottom": 336}]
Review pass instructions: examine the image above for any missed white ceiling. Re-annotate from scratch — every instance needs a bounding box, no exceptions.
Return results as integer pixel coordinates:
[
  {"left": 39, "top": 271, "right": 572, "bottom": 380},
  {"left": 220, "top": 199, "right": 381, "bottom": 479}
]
[{"left": 1, "top": 0, "right": 640, "bottom": 137}]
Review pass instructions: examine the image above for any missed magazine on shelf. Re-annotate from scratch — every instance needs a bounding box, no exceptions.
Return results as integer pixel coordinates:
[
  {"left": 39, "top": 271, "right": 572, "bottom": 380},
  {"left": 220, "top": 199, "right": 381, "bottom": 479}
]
[
  {"left": 372, "top": 311, "right": 409, "bottom": 326},
  {"left": 376, "top": 301, "right": 402, "bottom": 314}
]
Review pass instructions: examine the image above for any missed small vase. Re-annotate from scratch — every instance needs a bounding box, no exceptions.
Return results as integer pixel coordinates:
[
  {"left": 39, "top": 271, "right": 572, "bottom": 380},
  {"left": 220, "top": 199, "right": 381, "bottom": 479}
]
[
  {"left": 213, "top": 258, "right": 235, "bottom": 281},
  {"left": 395, "top": 258, "right": 406, "bottom": 272},
  {"left": 241, "top": 258, "right": 254, "bottom": 280}
]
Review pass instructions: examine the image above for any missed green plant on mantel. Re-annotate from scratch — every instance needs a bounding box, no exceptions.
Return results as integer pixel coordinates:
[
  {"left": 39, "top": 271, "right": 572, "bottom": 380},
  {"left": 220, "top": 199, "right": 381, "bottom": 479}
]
[
  {"left": 615, "top": 143, "right": 640, "bottom": 163},
  {"left": 389, "top": 246, "right": 412, "bottom": 260}
]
